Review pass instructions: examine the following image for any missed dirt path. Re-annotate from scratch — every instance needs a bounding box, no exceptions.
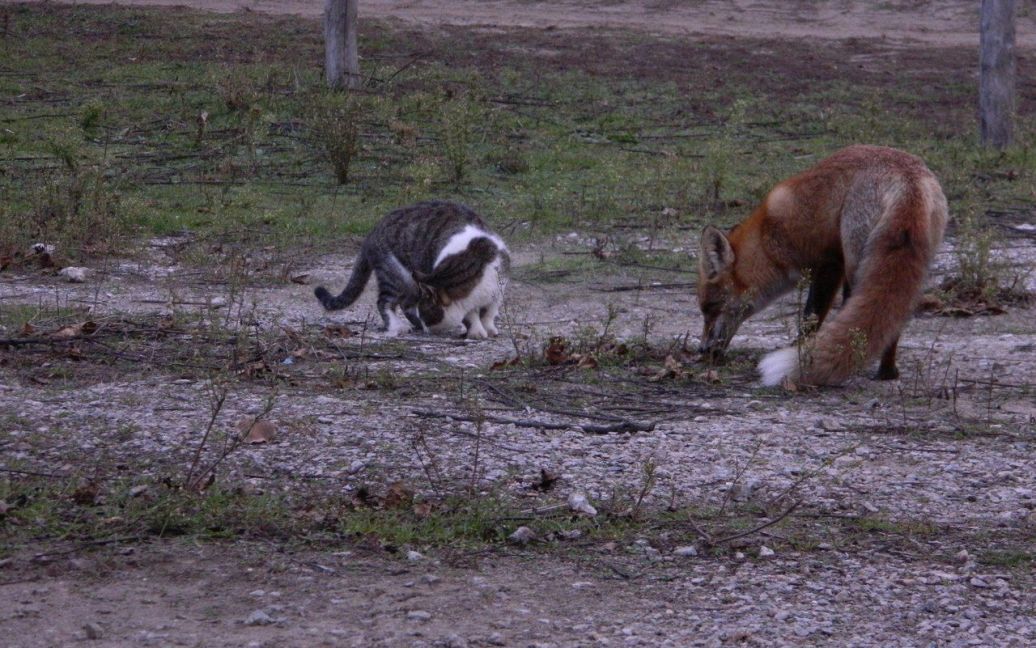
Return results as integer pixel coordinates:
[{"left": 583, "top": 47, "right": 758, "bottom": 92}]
[{"left": 46, "top": 0, "right": 1036, "bottom": 48}]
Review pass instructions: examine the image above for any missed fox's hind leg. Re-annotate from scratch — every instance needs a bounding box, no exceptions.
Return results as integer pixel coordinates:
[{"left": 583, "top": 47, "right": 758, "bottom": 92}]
[
  {"left": 802, "top": 264, "right": 844, "bottom": 336},
  {"left": 876, "top": 335, "right": 901, "bottom": 380}
]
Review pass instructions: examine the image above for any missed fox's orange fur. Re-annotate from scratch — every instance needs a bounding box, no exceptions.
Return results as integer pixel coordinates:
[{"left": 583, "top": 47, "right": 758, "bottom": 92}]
[{"left": 696, "top": 145, "right": 949, "bottom": 386}]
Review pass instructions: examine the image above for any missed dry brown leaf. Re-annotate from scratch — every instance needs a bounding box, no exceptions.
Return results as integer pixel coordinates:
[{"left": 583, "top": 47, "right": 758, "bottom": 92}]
[
  {"left": 384, "top": 481, "right": 414, "bottom": 510},
  {"left": 780, "top": 375, "right": 799, "bottom": 392},
  {"left": 189, "top": 473, "right": 216, "bottom": 492},
  {"left": 323, "top": 324, "right": 353, "bottom": 338},
  {"left": 19, "top": 322, "right": 35, "bottom": 336},
  {"left": 490, "top": 356, "right": 521, "bottom": 370},
  {"left": 241, "top": 360, "right": 270, "bottom": 377},
  {"left": 649, "top": 355, "right": 687, "bottom": 382},
  {"left": 51, "top": 321, "right": 96, "bottom": 339},
  {"left": 531, "top": 468, "right": 559, "bottom": 492},
  {"left": 237, "top": 417, "right": 277, "bottom": 444},
  {"left": 71, "top": 481, "right": 100, "bottom": 506},
  {"left": 412, "top": 501, "right": 434, "bottom": 518},
  {"left": 573, "top": 353, "right": 599, "bottom": 369},
  {"left": 544, "top": 336, "right": 570, "bottom": 365},
  {"left": 53, "top": 325, "right": 79, "bottom": 339},
  {"left": 697, "top": 368, "right": 721, "bottom": 384}
]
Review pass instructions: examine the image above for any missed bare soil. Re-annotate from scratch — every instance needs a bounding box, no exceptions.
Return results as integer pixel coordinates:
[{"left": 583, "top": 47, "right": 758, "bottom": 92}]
[
  {"left": 3, "top": 1, "right": 1036, "bottom": 646},
  {"left": 49, "top": 0, "right": 1036, "bottom": 49}
]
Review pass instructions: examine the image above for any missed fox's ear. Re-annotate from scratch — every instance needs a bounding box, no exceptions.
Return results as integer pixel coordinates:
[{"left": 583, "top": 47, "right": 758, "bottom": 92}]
[{"left": 699, "top": 225, "right": 735, "bottom": 279}]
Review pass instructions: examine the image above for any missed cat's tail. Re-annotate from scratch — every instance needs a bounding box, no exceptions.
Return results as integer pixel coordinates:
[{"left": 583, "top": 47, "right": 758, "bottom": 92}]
[{"left": 314, "top": 254, "right": 372, "bottom": 311}]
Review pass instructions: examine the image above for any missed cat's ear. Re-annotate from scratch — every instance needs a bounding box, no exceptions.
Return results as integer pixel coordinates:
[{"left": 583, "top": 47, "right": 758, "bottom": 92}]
[{"left": 413, "top": 279, "right": 437, "bottom": 303}]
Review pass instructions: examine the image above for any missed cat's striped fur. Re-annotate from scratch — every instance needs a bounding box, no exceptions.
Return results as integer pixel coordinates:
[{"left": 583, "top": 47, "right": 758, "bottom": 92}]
[{"left": 314, "top": 201, "right": 509, "bottom": 338}]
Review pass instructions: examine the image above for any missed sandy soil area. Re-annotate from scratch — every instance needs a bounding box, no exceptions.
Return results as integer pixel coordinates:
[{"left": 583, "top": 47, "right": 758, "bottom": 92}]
[{"left": 43, "top": 0, "right": 1036, "bottom": 48}]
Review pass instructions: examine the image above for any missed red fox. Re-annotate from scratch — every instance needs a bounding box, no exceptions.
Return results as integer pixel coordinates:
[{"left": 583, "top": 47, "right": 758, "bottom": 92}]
[{"left": 696, "top": 145, "right": 948, "bottom": 386}]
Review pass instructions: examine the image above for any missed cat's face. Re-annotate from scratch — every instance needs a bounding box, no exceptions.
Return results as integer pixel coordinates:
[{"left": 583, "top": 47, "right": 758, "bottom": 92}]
[{"left": 417, "top": 299, "right": 445, "bottom": 327}]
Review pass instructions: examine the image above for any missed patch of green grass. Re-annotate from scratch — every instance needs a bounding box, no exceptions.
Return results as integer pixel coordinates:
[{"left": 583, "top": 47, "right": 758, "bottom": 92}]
[
  {"left": 4, "top": 3, "right": 1035, "bottom": 263},
  {"left": 849, "top": 516, "right": 939, "bottom": 538},
  {"left": 0, "top": 304, "right": 85, "bottom": 334},
  {"left": 978, "top": 549, "right": 1035, "bottom": 569}
]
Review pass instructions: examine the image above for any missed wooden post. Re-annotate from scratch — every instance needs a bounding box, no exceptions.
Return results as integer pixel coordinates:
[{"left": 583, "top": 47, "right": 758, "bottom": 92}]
[
  {"left": 979, "top": 0, "right": 1016, "bottom": 149},
  {"left": 325, "top": 0, "right": 360, "bottom": 90}
]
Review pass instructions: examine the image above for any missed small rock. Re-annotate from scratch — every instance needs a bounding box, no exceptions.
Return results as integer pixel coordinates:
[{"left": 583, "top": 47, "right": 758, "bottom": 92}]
[
  {"left": 438, "top": 633, "right": 468, "bottom": 648},
  {"left": 673, "top": 545, "right": 698, "bottom": 557},
  {"left": 248, "top": 589, "right": 266, "bottom": 598},
  {"left": 735, "top": 552, "right": 746, "bottom": 560},
  {"left": 210, "top": 296, "right": 227, "bottom": 307},
  {"left": 407, "top": 610, "right": 432, "bottom": 622},
  {"left": 406, "top": 550, "right": 424, "bottom": 562},
  {"left": 83, "top": 622, "right": 103, "bottom": 640},
  {"left": 571, "top": 581, "right": 595, "bottom": 590},
  {"left": 508, "top": 526, "right": 535, "bottom": 545},
  {"left": 860, "top": 501, "right": 880, "bottom": 514},
  {"left": 969, "top": 577, "right": 989, "bottom": 588},
  {"left": 955, "top": 549, "right": 971, "bottom": 563},
  {"left": 487, "top": 632, "right": 506, "bottom": 646},
  {"left": 59, "top": 267, "right": 88, "bottom": 283},
  {"left": 759, "top": 545, "right": 775, "bottom": 558},
  {"left": 567, "top": 492, "right": 597, "bottom": 517},
  {"left": 245, "top": 610, "right": 274, "bottom": 626},
  {"left": 347, "top": 460, "right": 366, "bottom": 474},
  {"left": 558, "top": 529, "right": 583, "bottom": 540}
]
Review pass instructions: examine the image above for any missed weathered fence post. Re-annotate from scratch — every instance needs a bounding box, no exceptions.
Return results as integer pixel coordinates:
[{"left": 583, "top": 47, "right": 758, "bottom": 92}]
[
  {"left": 979, "top": 0, "right": 1016, "bottom": 149},
  {"left": 325, "top": 0, "right": 360, "bottom": 90}
]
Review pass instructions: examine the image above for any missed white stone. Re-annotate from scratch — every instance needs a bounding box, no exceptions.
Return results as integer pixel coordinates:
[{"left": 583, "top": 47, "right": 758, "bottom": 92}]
[
  {"left": 60, "top": 266, "right": 89, "bottom": 283},
  {"left": 567, "top": 492, "right": 597, "bottom": 517}
]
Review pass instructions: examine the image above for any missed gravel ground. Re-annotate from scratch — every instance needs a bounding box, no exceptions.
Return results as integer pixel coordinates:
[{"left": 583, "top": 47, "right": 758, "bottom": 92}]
[{"left": 2, "top": 231, "right": 1035, "bottom": 646}]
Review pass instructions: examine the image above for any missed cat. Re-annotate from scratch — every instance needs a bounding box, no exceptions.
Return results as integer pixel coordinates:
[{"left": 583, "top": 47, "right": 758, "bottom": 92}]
[{"left": 314, "top": 201, "right": 510, "bottom": 338}]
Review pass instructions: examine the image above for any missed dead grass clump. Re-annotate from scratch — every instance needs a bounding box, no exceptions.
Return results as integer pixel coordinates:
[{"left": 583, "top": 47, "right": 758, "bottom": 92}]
[{"left": 304, "top": 92, "right": 363, "bottom": 184}]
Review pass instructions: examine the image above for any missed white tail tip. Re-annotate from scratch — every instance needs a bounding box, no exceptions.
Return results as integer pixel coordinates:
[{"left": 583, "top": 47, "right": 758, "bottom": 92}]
[{"left": 758, "top": 347, "right": 799, "bottom": 387}]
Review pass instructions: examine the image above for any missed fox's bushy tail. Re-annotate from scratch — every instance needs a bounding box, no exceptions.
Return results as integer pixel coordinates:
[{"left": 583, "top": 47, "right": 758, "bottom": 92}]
[
  {"left": 314, "top": 254, "right": 373, "bottom": 311},
  {"left": 761, "top": 181, "right": 946, "bottom": 386}
]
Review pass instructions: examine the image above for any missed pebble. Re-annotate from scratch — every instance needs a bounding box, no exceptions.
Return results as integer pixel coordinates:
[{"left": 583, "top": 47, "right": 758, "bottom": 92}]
[
  {"left": 83, "top": 622, "right": 103, "bottom": 640},
  {"left": 407, "top": 550, "right": 424, "bottom": 562},
  {"left": 59, "top": 266, "right": 88, "bottom": 283},
  {"left": 508, "top": 526, "right": 536, "bottom": 545},
  {"left": 674, "top": 545, "right": 698, "bottom": 557},
  {"left": 244, "top": 610, "right": 274, "bottom": 626},
  {"left": 407, "top": 610, "right": 432, "bottom": 622},
  {"left": 759, "top": 545, "right": 775, "bottom": 558},
  {"left": 567, "top": 492, "right": 598, "bottom": 517}
]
